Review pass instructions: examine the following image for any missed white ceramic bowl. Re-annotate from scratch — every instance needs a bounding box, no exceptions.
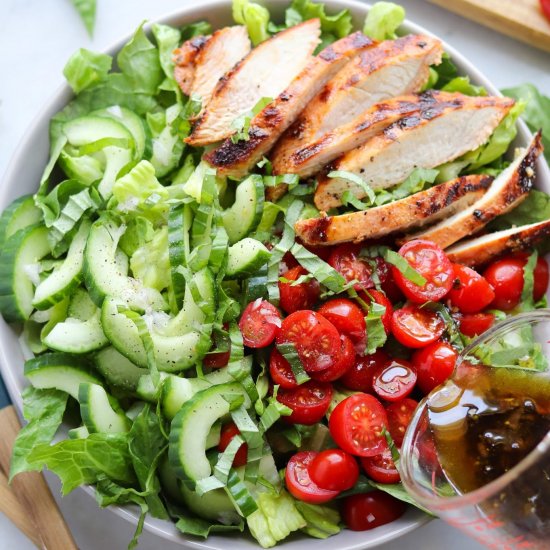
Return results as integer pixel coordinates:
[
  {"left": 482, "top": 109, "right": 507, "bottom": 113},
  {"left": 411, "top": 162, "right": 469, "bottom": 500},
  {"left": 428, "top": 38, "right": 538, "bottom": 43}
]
[{"left": 1, "top": 1, "right": 548, "bottom": 548}]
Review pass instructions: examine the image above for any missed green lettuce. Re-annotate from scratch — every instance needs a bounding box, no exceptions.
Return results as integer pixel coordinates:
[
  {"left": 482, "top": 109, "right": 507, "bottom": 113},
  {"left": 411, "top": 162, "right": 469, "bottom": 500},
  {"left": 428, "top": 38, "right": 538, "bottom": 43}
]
[
  {"left": 285, "top": 0, "right": 352, "bottom": 41},
  {"left": 63, "top": 49, "right": 112, "bottom": 94},
  {"left": 233, "top": 0, "right": 271, "bottom": 45},
  {"left": 488, "top": 190, "right": 550, "bottom": 233},
  {"left": 442, "top": 76, "right": 487, "bottom": 97},
  {"left": 70, "top": 0, "right": 96, "bottom": 36},
  {"left": 363, "top": 1, "right": 405, "bottom": 41},
  {"left": 152, "top": 23, "right": 182, "bottom": 85},
  {"left": 374, "top": 168, "right": 439, "bottom": 205},
  {"left": 294, "top": 501, "right": 341, "bottom": 539}
]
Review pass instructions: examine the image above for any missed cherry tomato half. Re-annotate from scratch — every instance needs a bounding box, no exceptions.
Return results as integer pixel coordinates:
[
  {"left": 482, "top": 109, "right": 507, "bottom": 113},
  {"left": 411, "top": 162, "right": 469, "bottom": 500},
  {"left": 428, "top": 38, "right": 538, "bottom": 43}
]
[
  {"left": 448, "top": 264, "right": 495, "bottom": 314},
  {"left": 328, "top": 243, "right": 377, "bottom": 290},
  {"left": 359, "top": 289, "right": 393, "bottom": 335},
  {"left": 277, "top": 380, "right": 333, "bottom": 425},
  {"left": 412, "top": 340, "right": 458, "bottom": 395},
  {"left": 317, "top": 298, "right": 366, "bottom": 347},
  {"left": 458, "top": 312, "right": 495, "bottom": 337},
  {"left": 269, "top": 348, "right": 298, "bottom": 390},
  {"left": 276, "top": 310, "right": 341, "bottom": 372},
  {"left": 329, "top": 394, "right": 388, "bottom": 457},
  {"left": 340, "top": 350, "right": 389, "bottom": 392},
  {"left": 239, "top": 299, "right": 281, "bottom": 348},
  {"left": 361, "top": 447, "right": 400, "bottom": 484},
  {"left": 309, "top": 449, "right": 359, "bottom": 492},
  {"left": 203, "top": 325, "right": 230, "bottom": 368},
  {"left": 342, "top": 491, "right": 407, "bottom": 531},
  {"left": 372, "top": 359, "right": 417, "bottom": 403},
  {"left": 386, "top": 398, "right": 418, "bottom": 446},
  {"left": 541, "top": 0, "right": 550, "bottom": 23},
  {"left": 391, "top": 305, "right": 445, "bottom": 348},
  {"left": 393, "top": 240, "right": 454, "bottom": 303},
  {"left": 310, "top": 335, "right": 355, "bottom": 382},
  {"left": 286, "top": 451, "right": 340, "bottom": 504},
  {"left": 279, "top": 266, "right": 321, "bottom": 314},
  {"left": 218, "top": 422, "right": 248, "bottom": 467}
]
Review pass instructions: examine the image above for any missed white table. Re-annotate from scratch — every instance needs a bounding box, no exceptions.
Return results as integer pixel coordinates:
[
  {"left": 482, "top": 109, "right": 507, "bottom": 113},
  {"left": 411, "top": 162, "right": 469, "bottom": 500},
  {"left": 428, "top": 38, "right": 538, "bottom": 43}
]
[{"left": 0, "top": 0, "right": 548, "bottom": 548}]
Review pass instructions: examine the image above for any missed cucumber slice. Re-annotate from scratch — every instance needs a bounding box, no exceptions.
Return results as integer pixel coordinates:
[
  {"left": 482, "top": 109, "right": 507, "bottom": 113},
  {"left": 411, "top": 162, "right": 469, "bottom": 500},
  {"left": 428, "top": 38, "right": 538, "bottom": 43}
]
[
  {"left": 62, "top": 115, "right": 133, "bottom": 147},
  {"left": 42, "top": 310, "right": 108, "bottom": 354},
  {"left": 0, "top": 195, "right": 42, "bottom": 250},
  {"left": 222, "top": 175, "right": 264, "bottom": 244},
  {"left": 79, "top": 382, "right": 130, "bottom": 433},
  {"left": 94, "top": 346, "right": 147, "bottom": 391},
  {"left": 33, "top": 219, "right": 91, "bottom": 310},
  {"left": 59, "top": 151, "right": 103, "bottom": 185},
  {"left": 68, "top": 425, "right": 90, "bottom": 439},
  {"left": 0, "top": 224, "right": 51, "bottom": 322},
  {"left": 84, "top": 220, "right": 165, "bottom": 311},
  {"left": 168, "top": 382, "right": 250, "bottom": 482},
  {"left": 167, "top": 204, "right": 192, "bottom": 309},
  {"left": 225, "top": 238, "right": 271, "bottom": 279},
  {"left": 67, "top": 288, "right": 98, "bottom": 321},
  {"left": 136, "top": 372, "right": 169, "bottom": 402},
  {"left": 24, "top": 353, "right": 101, "bottom": 400}
]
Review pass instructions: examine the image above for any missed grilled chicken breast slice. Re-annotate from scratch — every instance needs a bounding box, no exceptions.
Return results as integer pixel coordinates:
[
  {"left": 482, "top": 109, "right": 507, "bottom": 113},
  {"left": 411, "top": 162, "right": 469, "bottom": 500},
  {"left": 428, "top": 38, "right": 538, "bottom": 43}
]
[
  {"left": 315, "top": 93, "right": 515, "bottom": 210},
  {"left": 204, "top": 32, "right": 373, "bottom": 179},
  {"left": 295, "top": 174, "right": 492, "bottom": 246},
  {"left": 402, "top": 132, "right": 543, "bottom": 249},
  {"left": 446, "top": 219, "right": 550, "bottom": 267},
  {"left": 186, "top": 19, "right": 321, "bottom": 146},
  {"left": 173, "top": 35, "right": 210, "bottom": 96}
]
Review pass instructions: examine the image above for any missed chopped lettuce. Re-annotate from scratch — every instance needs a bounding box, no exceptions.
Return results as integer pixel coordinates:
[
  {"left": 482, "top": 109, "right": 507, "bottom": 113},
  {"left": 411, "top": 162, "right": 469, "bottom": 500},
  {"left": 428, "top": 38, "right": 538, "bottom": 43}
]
[
  {"left": 374, "top": 168, "right": 439, "bottom": 206},
  {"left": 151, "top": 23, "right": 182, "bottom": 85},
  {"left": 285, "top": 0, "right": 352, "bottom": 40},
  {"left": 63, "top": 49, "right": 112, "bottom": 94},
  {"left": 442, "top": 76, "right": 487, "bottom": 97},
  {"left": 70, "top": 0, "right": 97, "bottom": 36},
  {"left": 233, "top": 0, "right": 271, "bottom": 45},
  {"left": 488, "top": 190, "right": 550, "bottom": 234},
  {"left": 363, "top": 1, "right": 405, "bottom": 41},
  {"left": 294, "top": 501, "right": 341, "bottom": 539}
]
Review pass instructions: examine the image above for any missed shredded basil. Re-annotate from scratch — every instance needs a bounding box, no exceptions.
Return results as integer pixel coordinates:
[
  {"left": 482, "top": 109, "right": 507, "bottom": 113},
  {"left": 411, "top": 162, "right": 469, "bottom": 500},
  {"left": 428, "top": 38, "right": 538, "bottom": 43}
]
[
  {"left": 382, "top": 249, "right": 427, "bottom": 286},
  {"left": 328, "top": 170, "right": 375, "bottom": 204},
  {"left": 364, "top": 301, "right": 388, "bottom": 354},
  {"left": 230, "top": 97, "right": 273, "bottom": 143},
  {"left": 276, "top": 342, "right": 310, "bottom": 385},
  {"left": 423, "top": 302, "right": 465, "bottom": 351}
]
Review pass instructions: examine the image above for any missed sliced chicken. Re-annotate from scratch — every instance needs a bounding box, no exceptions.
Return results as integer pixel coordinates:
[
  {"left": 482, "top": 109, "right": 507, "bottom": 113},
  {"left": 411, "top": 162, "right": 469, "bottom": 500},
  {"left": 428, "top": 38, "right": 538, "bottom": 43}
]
[
  {"left": 272, "top": 34, "right": 443, "bottom": 166},
  {"left": 401, "top": 132, "right": 543, "bottom": 249},
  {"left": 295, "top": 174, "right": 492, "bottom": 246},
  {"left": 446, "top": 219, "right": 550, "bottom": 267},
  {"left": 186, "top": 19, "right": 321, "bottom": 146},
  {"left": 204, "top": 32, "right": 374, "bottom": 179},
  {"left": 315, "top": 93, "right": 515, "bottom": 211},
  {"left": 173, "top": 35, "right": 210, "bottom": 95}
]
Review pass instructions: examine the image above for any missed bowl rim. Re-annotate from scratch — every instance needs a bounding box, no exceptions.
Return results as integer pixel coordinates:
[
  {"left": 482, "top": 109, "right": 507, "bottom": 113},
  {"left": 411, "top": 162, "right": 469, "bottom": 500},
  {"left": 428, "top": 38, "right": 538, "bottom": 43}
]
[{"left": 0, "top": 0, "right": 545, "bottom": 548}]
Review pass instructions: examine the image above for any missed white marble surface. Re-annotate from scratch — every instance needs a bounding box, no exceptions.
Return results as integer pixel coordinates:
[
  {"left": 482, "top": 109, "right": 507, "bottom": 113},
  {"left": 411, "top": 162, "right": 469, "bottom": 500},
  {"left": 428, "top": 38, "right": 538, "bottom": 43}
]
[{"left": 0, "top": 0, "right": 549, "bottom": 549}]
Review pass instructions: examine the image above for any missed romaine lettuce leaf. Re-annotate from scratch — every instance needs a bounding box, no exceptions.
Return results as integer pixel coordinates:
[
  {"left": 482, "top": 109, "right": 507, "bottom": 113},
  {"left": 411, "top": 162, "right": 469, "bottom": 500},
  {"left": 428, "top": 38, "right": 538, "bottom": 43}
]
[
  {"left": 294, "top": 501, "right": 341, "bottom": 539},
  {"left": 152, "top": 23, "right": 182, "bottom": 84},
  {"left": 487, "top": 190, "right": 550, "bottom": 233},
  {"left": 363, "top": 1, "right": 405, "bottom": 41},
  {"left": 130, "top": 226, "right": 170, "bottom": 291},
  {"left": 285, "top": 0, "right": 352, "bottom": 40},
  {"left": 374, "top": 167, "right": 439, "bottom": 206},
  {"left": 63, "top": 49, "right": 112, "bottom": 94},
  {"left": 70, "top": 0, "right": 96, "bottom": 36},
  {"left": 441, "top": 76, "right": 487, "bottom": 97},
  {"left": 233, "top": 0, "right": 271, "bottom": 45}
]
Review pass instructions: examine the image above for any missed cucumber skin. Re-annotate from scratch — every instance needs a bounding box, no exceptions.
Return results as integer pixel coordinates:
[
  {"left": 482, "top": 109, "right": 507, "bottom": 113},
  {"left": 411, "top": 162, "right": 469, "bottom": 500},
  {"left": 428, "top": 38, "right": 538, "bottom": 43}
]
[
  {"left": 0, "top": 194, "right": 41, "bottom": 250},
  {"left": 79, "top": 383, "right": 130, "bottom": 434}
]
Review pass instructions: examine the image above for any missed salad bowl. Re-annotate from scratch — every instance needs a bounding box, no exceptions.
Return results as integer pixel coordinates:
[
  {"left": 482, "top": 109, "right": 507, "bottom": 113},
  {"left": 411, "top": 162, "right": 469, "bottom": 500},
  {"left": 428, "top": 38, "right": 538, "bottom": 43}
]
[{"left": 0, "top": 0, "right": 548, "bottom": 549}]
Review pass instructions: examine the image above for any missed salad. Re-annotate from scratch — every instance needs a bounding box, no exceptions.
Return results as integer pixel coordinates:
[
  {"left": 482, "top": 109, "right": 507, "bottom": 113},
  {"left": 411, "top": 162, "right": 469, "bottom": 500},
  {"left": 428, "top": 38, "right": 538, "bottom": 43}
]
[{"left": 1, "top": 0, "right": 550, "bottom": 548}]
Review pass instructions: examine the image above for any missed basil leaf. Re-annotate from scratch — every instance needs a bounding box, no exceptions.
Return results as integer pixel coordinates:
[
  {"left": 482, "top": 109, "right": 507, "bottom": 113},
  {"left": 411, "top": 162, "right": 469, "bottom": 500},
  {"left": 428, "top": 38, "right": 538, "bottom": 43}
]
[
  {"left": 231, "top": 97, "right": 273, "bottom": 143},
  {"left": 520, "top": 250, "right": 538, "bottom": 311},
  {"left": 328, "top": 170, "right": 375, "bottom": 205},
  {"left": 365, "top": 301, "right": 388, "bottom": 354},
  {"left": 382, "top": 249, "right": 427, "bottom": 286},
  {"left": 276, "top": 342, "right": 311, "bottom": 385}
]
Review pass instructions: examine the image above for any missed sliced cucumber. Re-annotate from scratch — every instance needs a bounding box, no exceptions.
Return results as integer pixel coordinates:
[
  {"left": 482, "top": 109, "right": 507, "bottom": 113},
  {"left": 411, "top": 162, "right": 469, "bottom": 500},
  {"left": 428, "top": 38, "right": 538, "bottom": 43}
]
[
  {"left": 62, "top": 115, "right": 134, "bottom": 148},
  {"left": 33, "top": 218, "right": 91, "bottom": 310},
  {"left": 168, "top": 382, "right": 250, "bottom": 482},
  {"left": 84, "top": 219, "right": 165, "bottom": 311},
  {"left": 0, "top": 224, "right": 51, "bottom": 322},
  {"left": 222, "top": 175, "right": 264, "bottom": 244},
  {"left": 0, "top": 195, "right": 42, "bottom": 250},
  {"left": 225, "top": 238, "right": 271, "bottom": 279},
  {"left": 42, "top": 310, "right": 108, "bottom": 353},
  {"left": 136, "top": 372, "right": 169, "bottom": 402},
  {"left": 68, "top": 425, "right": 90, "bottom": 439},
  {"left": 68, "top": 288, "right": 98, "bottom": 321},
  {"left": 94, "top": 346, "right": 147, "bottom": 391},
  {"left": 59, "top": 151, "right": 103, "bottom": 185},
  {"left": 24, "top": 353, "right": 101, "bottom": 400},
  {"left": 79, "top": 382, "right": 130, "bottom": 433}
]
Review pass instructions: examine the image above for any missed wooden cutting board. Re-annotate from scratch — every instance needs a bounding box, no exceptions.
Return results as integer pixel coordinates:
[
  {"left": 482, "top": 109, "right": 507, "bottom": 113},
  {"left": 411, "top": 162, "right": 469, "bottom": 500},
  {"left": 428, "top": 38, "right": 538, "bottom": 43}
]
[{"left": 427, "top": 0, "right": 550, "bottom": 53}]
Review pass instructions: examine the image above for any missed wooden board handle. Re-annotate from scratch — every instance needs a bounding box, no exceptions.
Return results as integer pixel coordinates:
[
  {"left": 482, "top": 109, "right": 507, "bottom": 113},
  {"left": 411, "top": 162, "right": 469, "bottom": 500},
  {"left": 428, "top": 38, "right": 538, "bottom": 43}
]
[{"left": 0, "top": 406, "right": 78, "bottom": 550}]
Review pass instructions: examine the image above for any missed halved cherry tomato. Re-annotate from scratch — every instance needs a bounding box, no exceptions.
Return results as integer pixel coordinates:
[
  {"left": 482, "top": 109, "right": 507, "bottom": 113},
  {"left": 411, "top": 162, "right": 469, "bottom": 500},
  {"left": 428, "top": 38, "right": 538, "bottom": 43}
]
[
  {"left": 359, "top": 289, "right": 393, "bottom": 335},
  {"left": 281, "top": 251, "right": 299, "bottom": 272},
  {"left": 328, "top": 243, "right": 378, "bottom": 290},
  {"left": 218, "top": 422, "right": 248, "bottom": 467},
  {"left": 448, "top": 264, "right": 495, "bottom": 313},
  {"left": 541, "top": 0, "right": 550, "bottom": 23},
  {"left": 279, "top": 266, "right": 321, "bottom": 314},
  {"left": 412, "top": 340, "right": 458, "bottom": 395},
  {"left": 393, "top": 240, "right": 454, "bottom": 303},
  {"left": 239, "top": 299, "right": 281, "bottom": 348},
  {"left": 386, "top": 398, "right": 418, "bottom": 446},
  {"left": 342, "top": 491, "right": 407, "bottom": 531},
  {"left": 329, "top": 394, "right": 388, "bottom": 457},
  {"left": 361, "top": 446, "right": 400, "bottom": 484},
  {"left": 286, "top": 451, "right": 340, "bottom": 503},
  {"left": 269, "top": 348, "right": 298, "bottom": 389},
  {"left": 516, "top": 252, "right": 550, "bottom": 301},
  {"left": 340, "top": 350, "right": 389, "bottom": 392},
  {"left": 303, "top": 243, "right": 333, "bottom": 262},
  {"left": 458, "top": 312, "right": 495, "bottom": 337},
  {"left": 309, "top": 449, "right": 359, "bottom": 492},
  {"left": 372, "top": 359, "right": 417, "bottom": 403},
  {"left": 317, "top": 298, "right": 366, "bottom": 346},
  {"left": 391, "top": 305, "right": 445, "bottom": 348},
  {"left": 277, "top": 380, "right": 333, "bottom": 425},
  {"left": 203, "top": 325, "right": 230, "bottom": 368},
  {"left": 376, "top": 257, "right": 406, "bottom": 303},
  {"left": 310, "top": 335, "right": 355, "bottom": 382},
  {"left": 276, "top": 310, "right": 341, "bottom": 372}
]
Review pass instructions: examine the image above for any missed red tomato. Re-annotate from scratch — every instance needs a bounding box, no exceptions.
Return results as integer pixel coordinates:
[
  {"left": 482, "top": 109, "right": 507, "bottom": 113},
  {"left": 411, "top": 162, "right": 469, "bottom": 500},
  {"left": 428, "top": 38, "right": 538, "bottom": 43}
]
[
  {"left": 541, "top": 0, "right": 550, "bottom": 22},
  {"left": 239, "top": 299, "right": 281, "bottom": 348},
  {"left": 412, "top": 340, "right": 458, "bottom": 395},
  {"left": 329, "top": 394, "right": 388, "bottom": 457},
  {"left": 276, "top": 310, "right": 341, "bottom": 372},
  {"left": 372, "top": 359, "right": 417, "bottom": 403},
  {"left": 342, "top": 491, "right": 407, "bottom": 531},
  {"left": 386, "top": 398, "right": 418, "bottom": 446},
  {"left": 359, "top": 289, "right": 393, "bottom": 335},
  {"left": 303, "top": 243, "right": 333, "bottom": 262},
  {"left": 310, "top": 335, "right": 355, "bottom": 382},
  {"left": 218, "top": 422, "right": 248, "bottom": 467},
  {"left": 448, "top": 264, "right": 495, "bottom": 314},
  {"left": 277, "top": 380, "right": 333, "bottom": 425},
  {"left": 340, "top": 350, "right": 389, "bottom": 392},
  {"left": 279, "top": 266, "right": 321, "bottom": 314},
  {"left": 376, "top": 257, "right": 406, "bottom": 303},
  {"left": 286, "top": 451, "right": 340, "bottom": 503},
  {"left": 203, "top": 325, "right": 230, "bottom": 368},
  {"left": 391, "top": 305, "right": 445, "bottom": 348},
  {"left": 269, "top": 348, "right": 298, "bottom": 390},
  {"left": 309, "top": 449, "right": 360, "bottom": 492},
  {"left": 459, "top": 312, "right": 495, "bottom": 337},
  {"left": 317, "top": 298, "right": 366, "bottom": 346},
  {"left": 328, "top": 243, "right": 378, "bottom": 290},
  {"left": 393, "top": 240, "right": 454, "bottom": 303},
  {"left": 361, "top": 447, "right": 401, "bottom": 484}
]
